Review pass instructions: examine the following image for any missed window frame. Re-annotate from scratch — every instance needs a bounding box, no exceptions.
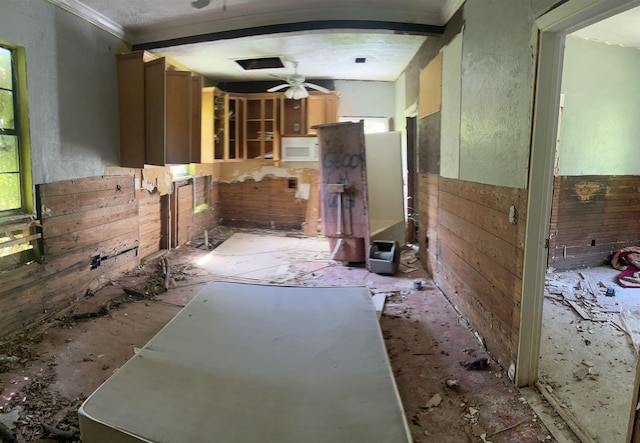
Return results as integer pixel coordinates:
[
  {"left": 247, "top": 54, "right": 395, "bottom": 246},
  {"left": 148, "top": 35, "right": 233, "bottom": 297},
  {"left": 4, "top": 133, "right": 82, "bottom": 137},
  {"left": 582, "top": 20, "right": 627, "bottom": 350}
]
[
  {"left": 0, "top": 41, "right": 38, "bottom": 271},
  {"left": 0, "top": 41, "right": 33, "bottom": 221}
]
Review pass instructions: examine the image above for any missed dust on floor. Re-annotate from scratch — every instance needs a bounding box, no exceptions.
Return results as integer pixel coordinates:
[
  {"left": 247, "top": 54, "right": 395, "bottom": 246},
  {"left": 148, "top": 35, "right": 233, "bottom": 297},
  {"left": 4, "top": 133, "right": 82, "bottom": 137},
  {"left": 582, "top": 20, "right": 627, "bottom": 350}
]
[
  {"left": 0, "top": 228, "right": 569, "bottom": 442},
  {"left": 540, "top": 267, "right": 639, "bottom": 443}
]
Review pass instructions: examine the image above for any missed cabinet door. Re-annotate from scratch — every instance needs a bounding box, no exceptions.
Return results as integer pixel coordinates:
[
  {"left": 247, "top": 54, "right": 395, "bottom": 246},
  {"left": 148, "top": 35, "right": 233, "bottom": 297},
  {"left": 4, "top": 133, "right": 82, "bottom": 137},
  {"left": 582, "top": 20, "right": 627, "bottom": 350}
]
[
  {"left": 145, "top": 59, "right": 193, "bottom": 165},
  {"left": 245, "top": 96, "right": 278, "bottom": 160},
  {"left": 280, "top": 96, "right": 306, "bottom": 136},
  {"left": 227, "top": 95, "right": 245, "bottom": 160},
  {"left": 324, "top": 93, "right": 339, "bottom": 124},
  {"left": 117, "top": 51, "right": 152, "bottom": 168},
  {"left": 307, "top": 93, "right": 339, "bottom": 134},
  {"left": 165, "top": 70, "right": 192, "bottom": 164},
  {"left": 145, "top": 58, "right": 167, "bottom": 166},
  {"left": 306, "top": 95, "right": 325, "bottom": 135},
  {"left": 201, "top": 87, "right": 215, "bottom": 163},
  {"left": 202, "top": 87, "right": 227, "bottom": 162},
  {"left": 190, "top": 76, "right": 203, "bottom": 164}
]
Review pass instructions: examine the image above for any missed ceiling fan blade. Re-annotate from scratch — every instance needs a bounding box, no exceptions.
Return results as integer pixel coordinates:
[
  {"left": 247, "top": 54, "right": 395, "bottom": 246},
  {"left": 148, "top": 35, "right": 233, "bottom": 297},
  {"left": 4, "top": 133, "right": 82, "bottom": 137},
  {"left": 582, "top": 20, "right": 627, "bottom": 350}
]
[
  {"left": 304, "top": 82, "right": 329, "bottom": 94},
  {"left": 267, "top": 84, "right": 290, "bottom": 92}
]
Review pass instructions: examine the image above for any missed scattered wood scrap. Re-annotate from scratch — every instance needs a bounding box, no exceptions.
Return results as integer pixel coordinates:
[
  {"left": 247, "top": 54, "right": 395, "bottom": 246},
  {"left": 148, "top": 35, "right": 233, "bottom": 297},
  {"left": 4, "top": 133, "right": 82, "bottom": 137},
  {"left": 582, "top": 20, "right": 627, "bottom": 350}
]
[{"left": 567, "top": 300, "right": 591, "bottom": 321}]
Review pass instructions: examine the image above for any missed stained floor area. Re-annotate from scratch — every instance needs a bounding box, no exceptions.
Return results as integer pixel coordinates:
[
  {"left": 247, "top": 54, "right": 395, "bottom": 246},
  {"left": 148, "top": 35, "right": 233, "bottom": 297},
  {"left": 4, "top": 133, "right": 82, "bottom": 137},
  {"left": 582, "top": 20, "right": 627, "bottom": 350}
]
[
  {"left": 0, "top": 228, "right": 575, "bottom": 442},
  {"left": 540, "top": 267, "right": 640, "bottom": 443}
]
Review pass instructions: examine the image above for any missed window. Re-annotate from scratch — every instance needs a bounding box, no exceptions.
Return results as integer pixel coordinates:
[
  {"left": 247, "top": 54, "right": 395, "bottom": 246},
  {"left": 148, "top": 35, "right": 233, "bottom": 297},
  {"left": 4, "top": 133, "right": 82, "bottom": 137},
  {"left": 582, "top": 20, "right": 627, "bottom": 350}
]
[
  {"left": 338, "top": 117, "right": 390, "bottom": 134},
  {"left": 0, "top": 42, "right": 37, "bottom": 270},
  {"left": 0, "top": 45, "right": 22, "bottom": 212}
]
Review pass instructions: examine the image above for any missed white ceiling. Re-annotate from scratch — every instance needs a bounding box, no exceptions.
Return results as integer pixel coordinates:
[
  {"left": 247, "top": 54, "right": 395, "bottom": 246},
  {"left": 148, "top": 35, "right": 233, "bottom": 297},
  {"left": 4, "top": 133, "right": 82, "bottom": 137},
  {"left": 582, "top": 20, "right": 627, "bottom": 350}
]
[
  {"left": 49, "top": 0, "right": 460, "bottom": 82},
  {"left": 49, "top": 0, "right": 640, "bottom": 84},
  {"left": 571, "top": 5, "right": 640, "bottom": 49}
]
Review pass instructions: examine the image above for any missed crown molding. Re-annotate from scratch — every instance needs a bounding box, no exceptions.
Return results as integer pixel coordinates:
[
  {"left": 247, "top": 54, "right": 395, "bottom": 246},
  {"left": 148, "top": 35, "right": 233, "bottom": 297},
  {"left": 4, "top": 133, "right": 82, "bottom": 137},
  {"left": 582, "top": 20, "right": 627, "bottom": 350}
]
[{"left": 47, "top": 0, "right": 129, "bottom": 42}]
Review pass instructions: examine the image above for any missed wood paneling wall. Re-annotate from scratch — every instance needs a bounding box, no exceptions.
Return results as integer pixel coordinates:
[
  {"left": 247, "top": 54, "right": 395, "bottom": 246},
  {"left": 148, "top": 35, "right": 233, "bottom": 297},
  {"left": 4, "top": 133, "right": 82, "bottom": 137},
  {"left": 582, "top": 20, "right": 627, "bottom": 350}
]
[
  {"left": 138, "top": 189, "right": 162, "bottom": 259},
  {"left": 418, "top": 173, "right": 527, "bottom": 368},
  {"left": 0, "top": 174, "right": 220, "bottom": 339},
  {"left": 194, "top": 176, "right": 218, "bottom": 238},
  {"left": 218, "top": 177, "right": 306, "bottom": 230},
  {"left": 549, "top": 175, "right": 640, "bottom": 270},
  {"left": 0, "top": 176, "right": 139, "bottom": 338}
]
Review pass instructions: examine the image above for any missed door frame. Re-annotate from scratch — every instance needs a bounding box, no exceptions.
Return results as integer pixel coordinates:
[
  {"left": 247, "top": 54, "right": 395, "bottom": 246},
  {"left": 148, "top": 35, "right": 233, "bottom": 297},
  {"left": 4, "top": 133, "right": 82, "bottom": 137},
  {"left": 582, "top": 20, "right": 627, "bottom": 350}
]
[{"left": 520, "top": 0, "right": 640, "bottom": 439}]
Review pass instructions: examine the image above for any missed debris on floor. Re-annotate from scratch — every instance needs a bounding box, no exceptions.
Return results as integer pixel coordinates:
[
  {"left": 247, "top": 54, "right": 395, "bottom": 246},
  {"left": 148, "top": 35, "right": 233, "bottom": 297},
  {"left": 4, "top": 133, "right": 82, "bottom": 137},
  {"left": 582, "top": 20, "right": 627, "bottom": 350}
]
[
  {"left": 541, "top": 267, "right": 638, "bottom": 443},
  {"left": 0, "top": 229, "right": 569, "bottom": 443},
  {"left": 462, "top": 357, "right": 490, "bottom": 370}
]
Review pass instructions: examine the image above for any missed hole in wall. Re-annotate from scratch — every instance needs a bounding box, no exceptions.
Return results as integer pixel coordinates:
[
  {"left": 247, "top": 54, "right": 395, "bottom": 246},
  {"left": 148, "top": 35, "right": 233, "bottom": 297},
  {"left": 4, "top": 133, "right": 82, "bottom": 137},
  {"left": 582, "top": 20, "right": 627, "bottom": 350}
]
[
  {"left": 288, "top": 178, "right": 297, "bottom": 189},
  {"left": 591, "top": 239, "right": 596, "bottom": 247}
]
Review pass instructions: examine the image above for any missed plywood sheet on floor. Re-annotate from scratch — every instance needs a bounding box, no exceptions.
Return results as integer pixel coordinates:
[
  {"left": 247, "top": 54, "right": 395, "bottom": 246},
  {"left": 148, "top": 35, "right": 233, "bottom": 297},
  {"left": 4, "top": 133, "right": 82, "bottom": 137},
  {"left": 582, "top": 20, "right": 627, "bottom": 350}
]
[
  {"left": 79, "top": 282, "right": 411, "bottom": 443},
  {"left": 197, "top": 232, "right": 331, "bottom": 283}
]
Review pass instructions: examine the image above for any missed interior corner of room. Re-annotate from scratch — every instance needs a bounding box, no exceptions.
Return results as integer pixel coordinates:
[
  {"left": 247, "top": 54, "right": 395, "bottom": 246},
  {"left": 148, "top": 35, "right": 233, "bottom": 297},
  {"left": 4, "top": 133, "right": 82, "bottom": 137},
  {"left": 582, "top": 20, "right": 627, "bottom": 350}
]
[{"left": 2, "top": 0, "right": 640, "bottom": 442}]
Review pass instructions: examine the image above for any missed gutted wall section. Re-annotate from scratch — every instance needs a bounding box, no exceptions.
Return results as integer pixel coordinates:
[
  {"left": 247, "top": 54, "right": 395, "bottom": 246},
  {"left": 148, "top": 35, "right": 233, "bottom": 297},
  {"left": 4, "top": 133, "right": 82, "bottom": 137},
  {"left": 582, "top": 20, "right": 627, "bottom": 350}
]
[
  {"left": 419, "top": 173, "right": 527, "bottom": 367},
  {"left": 0, "top": 176, "right": 139, "bottom": 337},
  {"left": 549, "top": 175, "right": 640, "bottom": 270},
  {"left": 219, "top": 177, "right": 306, "bottom": 230},
  {"left": 411, "top": 0, "right": 560, "bottom": 371}
]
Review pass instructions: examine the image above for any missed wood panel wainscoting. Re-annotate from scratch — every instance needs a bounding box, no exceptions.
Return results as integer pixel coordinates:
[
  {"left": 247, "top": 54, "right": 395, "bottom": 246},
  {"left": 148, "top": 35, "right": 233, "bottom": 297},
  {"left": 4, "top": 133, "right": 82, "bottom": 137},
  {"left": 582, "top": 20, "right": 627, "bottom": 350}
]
[
  {"left": 138, "top": 189, "right": 162, "bottom": 259},
  {"left": 218, "top": 177, "right": 306, "bottom": 230},
  {"left": 0, "top": 176, "right": 139, "bottom": 338},
  {"left": 548, "top": 175, "right": 640, "bottom": 271},
  {"left": 0, "top": 174, "right": 220, "bottom": 339},
  {"left": 418, "top": 173, "right": 527, "bottom": 370}
]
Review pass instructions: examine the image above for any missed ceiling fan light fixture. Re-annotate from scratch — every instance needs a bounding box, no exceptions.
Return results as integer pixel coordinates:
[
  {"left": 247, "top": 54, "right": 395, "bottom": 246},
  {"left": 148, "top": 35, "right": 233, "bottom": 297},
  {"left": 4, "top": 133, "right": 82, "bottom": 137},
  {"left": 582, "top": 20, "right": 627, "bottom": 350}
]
[
  {"left": 284, "top": 85, "right": 308, "bottom": 100},
  {"left": 292, "top": 85, "right": 309, "bottom": 100}
]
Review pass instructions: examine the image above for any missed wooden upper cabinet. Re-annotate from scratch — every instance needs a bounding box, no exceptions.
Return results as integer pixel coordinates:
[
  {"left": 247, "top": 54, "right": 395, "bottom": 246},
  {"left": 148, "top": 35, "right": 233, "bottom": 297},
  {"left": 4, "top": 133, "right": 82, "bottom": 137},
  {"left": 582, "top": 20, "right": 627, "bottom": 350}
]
[
  {"left": 280, "top": 91, "right": 339, "bottom": 136},
  {"left": 307, "top": 92, "right": 339, "bottom": 134},
  {"left": 280, "top": 98, "right": 306, "bottom": 136},
  {"left": 202, "top": 88, "right": 246, "bottom": 162},
  {"left": 116, "top": 51, "right": 156, "bottom": 168},
  {"left": 244, "top": 94, "right": 279, "bottom": 161},
  {"left": 117, "top": 51, "right": 203, "bottom": 167}
]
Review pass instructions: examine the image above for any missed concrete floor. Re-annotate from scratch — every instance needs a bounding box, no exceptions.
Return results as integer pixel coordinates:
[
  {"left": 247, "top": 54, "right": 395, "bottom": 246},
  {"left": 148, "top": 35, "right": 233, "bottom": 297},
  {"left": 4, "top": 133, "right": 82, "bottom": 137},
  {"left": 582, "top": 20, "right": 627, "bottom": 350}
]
[
  {"left": 541, "top": 267, "right": 639, "bottom": 443},
  {"left": 0, "top": 228, "right": 573, "bottom": 442}
]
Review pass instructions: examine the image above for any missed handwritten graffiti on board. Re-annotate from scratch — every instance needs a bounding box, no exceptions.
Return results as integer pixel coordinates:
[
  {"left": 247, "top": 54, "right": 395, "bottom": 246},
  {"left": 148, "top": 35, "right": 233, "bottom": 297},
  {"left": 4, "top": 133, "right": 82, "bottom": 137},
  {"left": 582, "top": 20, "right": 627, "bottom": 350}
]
[{"left": 322, "top": 152, "right": 364, "bottom": 170}]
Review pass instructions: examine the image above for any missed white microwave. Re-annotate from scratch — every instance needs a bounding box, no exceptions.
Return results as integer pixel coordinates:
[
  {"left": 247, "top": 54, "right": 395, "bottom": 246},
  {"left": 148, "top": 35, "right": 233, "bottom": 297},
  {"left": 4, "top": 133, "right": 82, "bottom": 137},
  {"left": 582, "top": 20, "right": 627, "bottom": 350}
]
[{"left": 281, "top": 137, "right": 318, "bottom": 162}]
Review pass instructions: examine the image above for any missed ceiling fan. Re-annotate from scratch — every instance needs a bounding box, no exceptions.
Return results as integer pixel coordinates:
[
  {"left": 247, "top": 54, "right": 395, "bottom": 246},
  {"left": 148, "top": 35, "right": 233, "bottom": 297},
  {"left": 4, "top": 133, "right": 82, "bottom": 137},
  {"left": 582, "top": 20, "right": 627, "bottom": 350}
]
[{"left": 267, "top": 61, "right": 329, "bottom": 100}]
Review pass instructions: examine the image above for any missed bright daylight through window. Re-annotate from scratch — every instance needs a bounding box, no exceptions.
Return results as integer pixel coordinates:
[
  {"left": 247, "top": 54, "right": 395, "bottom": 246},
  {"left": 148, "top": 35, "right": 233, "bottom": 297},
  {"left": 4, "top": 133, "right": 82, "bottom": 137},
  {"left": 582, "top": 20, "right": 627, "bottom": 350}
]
[
  {"left": 0, "top": 44, "right": 21, "bottom": 212},
  {"left": 0, "top": 43, "right": 38, "bottom": 269}
]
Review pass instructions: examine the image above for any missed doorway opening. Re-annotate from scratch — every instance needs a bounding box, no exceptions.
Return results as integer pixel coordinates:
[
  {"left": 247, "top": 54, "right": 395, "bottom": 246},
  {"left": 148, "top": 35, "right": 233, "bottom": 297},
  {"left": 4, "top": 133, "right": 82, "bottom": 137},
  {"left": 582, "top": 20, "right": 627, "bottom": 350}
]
[{"left": 523, "top": 1, "right": 640, "bottom": 441}]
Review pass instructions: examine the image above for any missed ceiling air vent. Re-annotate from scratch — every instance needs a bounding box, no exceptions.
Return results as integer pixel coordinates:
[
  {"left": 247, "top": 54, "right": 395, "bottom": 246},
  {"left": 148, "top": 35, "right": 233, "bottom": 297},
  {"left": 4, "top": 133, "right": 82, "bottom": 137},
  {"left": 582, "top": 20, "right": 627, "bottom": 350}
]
[{"left": 235, "top": 57, "right": 284, "bottom": 70}]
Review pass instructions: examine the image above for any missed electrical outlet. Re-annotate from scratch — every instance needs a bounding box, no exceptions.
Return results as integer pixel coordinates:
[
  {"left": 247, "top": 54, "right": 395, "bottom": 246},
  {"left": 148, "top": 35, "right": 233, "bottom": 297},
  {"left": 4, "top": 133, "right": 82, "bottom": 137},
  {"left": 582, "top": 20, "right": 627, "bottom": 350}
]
[{"left": 508, "top": 205, "right": 517, "bottom": 224}]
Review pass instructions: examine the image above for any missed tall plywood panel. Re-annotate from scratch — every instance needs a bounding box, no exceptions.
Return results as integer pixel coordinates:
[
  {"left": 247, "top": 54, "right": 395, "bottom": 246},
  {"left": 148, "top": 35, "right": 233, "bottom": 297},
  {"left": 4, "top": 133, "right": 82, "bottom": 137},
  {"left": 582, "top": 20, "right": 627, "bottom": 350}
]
[
  {"left": 317, "top": 121, "right": 369, "bottom": 263},
  {"left": 419, "top": 52, "right": 442, "bottom": 119}
]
